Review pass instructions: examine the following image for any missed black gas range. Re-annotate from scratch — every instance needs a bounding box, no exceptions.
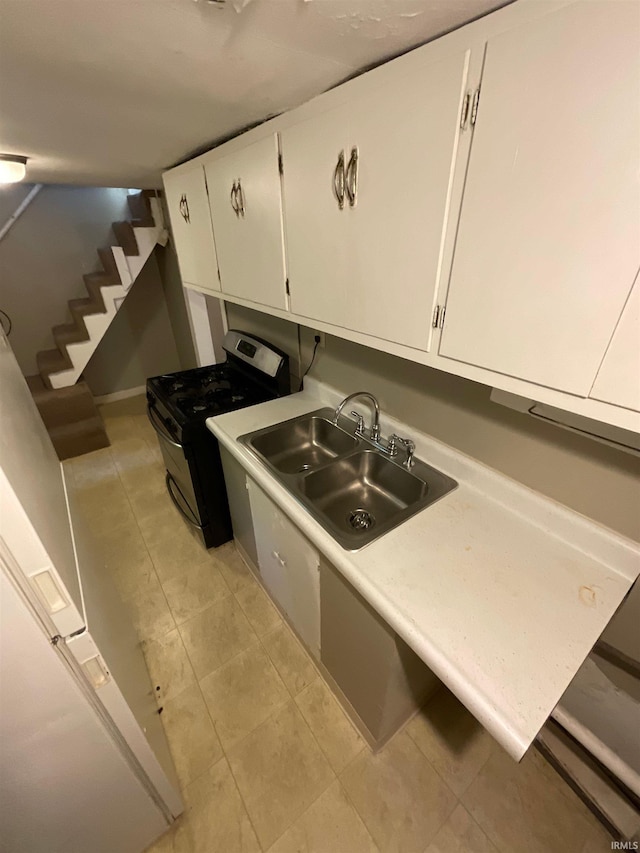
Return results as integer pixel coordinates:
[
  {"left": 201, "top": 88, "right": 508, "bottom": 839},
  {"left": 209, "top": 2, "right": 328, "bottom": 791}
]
[{"left": 146, "top": 330, "right": 290, "bottom": 548}]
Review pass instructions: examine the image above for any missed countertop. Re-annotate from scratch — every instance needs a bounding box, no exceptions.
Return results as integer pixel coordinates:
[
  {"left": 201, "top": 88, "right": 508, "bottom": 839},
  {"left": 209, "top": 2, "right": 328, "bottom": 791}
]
[{"left": 208, "top": 378, "right": 639, "bottom": 760}]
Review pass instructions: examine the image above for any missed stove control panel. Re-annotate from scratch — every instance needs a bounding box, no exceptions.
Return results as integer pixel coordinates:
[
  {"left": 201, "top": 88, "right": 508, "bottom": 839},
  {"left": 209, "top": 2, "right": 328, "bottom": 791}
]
[{"left": 223, "top": 330, "right": 284, "bottom": 379}]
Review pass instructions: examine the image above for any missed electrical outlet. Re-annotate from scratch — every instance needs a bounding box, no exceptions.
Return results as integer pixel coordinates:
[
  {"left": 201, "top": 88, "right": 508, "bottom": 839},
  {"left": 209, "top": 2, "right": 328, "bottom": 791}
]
[{"left": 313, "top": 331, "right": 325, "bottom": 349}]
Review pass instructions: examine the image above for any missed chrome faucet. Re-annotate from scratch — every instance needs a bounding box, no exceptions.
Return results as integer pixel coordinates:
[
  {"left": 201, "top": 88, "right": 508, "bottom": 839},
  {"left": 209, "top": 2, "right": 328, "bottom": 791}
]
[
  {"left": 334, "top": 392, "right": 416, "bottom": 468},
  {"left": 333, "top": 391, "right": 381, "bottom": 441}
]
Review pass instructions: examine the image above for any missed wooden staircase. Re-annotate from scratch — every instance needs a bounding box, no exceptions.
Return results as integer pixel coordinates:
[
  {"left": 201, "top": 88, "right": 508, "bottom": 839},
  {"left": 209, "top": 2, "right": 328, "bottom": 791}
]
[{"left": 28, "top": 190, "right": 165, "bottom": 460}]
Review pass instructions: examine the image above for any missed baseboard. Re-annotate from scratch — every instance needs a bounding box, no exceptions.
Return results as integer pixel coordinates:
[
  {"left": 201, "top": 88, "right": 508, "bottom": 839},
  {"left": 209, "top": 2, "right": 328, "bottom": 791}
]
[{"left": 94, "top": 385, "right": 146, "bottom": 404}]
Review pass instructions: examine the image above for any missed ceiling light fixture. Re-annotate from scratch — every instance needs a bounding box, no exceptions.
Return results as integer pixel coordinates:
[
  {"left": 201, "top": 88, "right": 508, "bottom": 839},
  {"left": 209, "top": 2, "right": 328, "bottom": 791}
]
[{"left": 0, "top": 155, "right": 28, "bottom": 184}]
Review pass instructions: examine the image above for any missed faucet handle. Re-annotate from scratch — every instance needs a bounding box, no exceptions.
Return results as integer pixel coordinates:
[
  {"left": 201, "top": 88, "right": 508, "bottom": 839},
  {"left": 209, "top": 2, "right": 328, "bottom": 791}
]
[
  {"left": 350, "top": 410, "right": 365, "bottom": 436},
  {"left": 388, "top": 434, "right": 415, "bottom": 468}
]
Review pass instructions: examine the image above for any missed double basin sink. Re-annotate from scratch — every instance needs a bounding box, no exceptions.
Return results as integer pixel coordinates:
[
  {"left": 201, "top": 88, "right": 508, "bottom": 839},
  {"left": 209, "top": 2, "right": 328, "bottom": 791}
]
[{"left": 239, "top": 408, "right": 457, "bottom": 550}]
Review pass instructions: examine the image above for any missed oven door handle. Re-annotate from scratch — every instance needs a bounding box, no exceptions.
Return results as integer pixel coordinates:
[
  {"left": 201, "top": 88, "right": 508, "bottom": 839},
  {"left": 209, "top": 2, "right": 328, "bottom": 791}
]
[
  {"left": 147, "top": 404, "right": 183, "bottom": 449},
  {"left": 165, "top": 472, "right": 204, "bottom": 530}
]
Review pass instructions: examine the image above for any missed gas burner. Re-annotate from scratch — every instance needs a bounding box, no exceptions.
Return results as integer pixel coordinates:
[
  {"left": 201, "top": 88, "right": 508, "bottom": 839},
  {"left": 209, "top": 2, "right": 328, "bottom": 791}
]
[
  {"left": 160, "top": 377, "right": 188, "bottom": 395},
  {"left": 157, "top": 366, "right": 233, "bottom": 400}
]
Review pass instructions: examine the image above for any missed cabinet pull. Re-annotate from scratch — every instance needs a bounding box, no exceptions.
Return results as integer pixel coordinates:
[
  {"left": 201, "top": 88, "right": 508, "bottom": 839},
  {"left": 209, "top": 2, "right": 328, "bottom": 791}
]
[
  {"left": 333, "top": 151, "right": 346, "bottom": 210},
  {"left": 345, "top": 146, "right": 359, "bottom": 208},
  {"left": 237, "top": 179, "right": 246, "bottom": 218},
  {"left": 230, "top": 181, "right": 241, "bottom": 217},
  {"left": 179, "top": 193, "right": 190, "bottom": 223},
  {"left": 272, "top": 550, "right": 286, "bottom": 567}
]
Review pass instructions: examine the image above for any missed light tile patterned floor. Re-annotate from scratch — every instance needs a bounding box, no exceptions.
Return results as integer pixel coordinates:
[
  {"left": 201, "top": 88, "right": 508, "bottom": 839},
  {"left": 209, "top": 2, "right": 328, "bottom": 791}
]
[{"left": 69, "top": 395, "right": 612, "bottom": 853}]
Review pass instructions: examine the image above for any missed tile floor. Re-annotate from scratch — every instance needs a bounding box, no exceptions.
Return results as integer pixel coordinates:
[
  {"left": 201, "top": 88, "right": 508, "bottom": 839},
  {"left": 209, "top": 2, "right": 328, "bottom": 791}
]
[{"left": 67, "top": 395, "right": 612, "bottom": 853}]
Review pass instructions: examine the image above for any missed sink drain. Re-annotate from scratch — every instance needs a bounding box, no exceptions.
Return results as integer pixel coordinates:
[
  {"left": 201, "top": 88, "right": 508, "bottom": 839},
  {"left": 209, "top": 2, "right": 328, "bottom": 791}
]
[
  {"left": 297, "top": 464, "right": 313, "bottom": 472},
  {"left": 347, "top": 508, "right": 375, "bottom": 531}
]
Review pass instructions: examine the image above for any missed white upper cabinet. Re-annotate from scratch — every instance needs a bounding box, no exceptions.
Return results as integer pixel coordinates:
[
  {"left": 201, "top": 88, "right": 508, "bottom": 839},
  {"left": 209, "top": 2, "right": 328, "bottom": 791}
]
[
  {"left": 281, "top": 48, "right": 471, "bottom": 351},
  {"left": 439, "top": 2, "right": 640, "bottom": 396},
  {"left": 162, "top": 164, "right": 220, "bottom": 292},
  {"left": 590, "top": 274, "right": 640, "bottom": 413},
  {"left": 204, "top": 135, "right": 288, "bottom": 311}
]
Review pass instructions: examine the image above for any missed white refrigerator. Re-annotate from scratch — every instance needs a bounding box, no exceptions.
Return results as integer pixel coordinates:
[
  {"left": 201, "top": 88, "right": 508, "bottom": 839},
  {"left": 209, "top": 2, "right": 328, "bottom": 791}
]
[{"left": 0, "top": 330, "right": 182, "bottom": 853}]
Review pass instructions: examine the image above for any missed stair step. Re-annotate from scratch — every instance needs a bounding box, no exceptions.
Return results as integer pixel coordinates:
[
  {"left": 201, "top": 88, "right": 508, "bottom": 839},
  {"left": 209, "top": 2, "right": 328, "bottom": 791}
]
[
  {"left": 83, "top": 272, "right": 118, "bottom": 309},
  {"left": 27, "top": 377, "right": 100, "bottom": 430},
  {"left": 37, "top": 348, "right": 72, "bottom": 388},
  {"left": 48, "top": 414, "right": 110, "bottom": 461},
  {"left": 26, "top": 374, "right": 47, "bottom": 395},
  {"left": 97, "top": 246, "right": 120, "bottom": 280},
  {"left": 53, "top": 322, "right": 89, "bottom": 349},
  {"left": 69, "top": 296, "right": 105, "bottom": 331},
  {"left": 127, "top": 191, "right": 155, "bottom": 227},
  {"left": 112, "top": 221, "right": 139, "bottom": 256},
  {"left": 28, "top": 378, "right": 109, "bottom": 459},
  {"left": 38, "top": 193, "right": 159, "bottom": 392}
]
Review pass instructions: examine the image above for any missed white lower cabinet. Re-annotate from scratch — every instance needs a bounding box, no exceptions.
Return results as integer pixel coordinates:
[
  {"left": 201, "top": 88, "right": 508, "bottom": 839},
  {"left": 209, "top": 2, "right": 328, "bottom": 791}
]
[
  {"left": 240, "top": 471, "right": 438, "bottom": 746},
  {"left": 247, "top": 479, "right": 320, "bottom": 659},
  {"left": 320, "top": 558, "right": 439, "bottom": 747}
]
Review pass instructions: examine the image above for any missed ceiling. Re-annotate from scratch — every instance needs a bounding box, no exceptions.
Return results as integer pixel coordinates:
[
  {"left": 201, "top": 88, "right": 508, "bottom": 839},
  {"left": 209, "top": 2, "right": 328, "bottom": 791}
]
[{"left": 0, "top": 0, "right": 508, "bottom": 188}]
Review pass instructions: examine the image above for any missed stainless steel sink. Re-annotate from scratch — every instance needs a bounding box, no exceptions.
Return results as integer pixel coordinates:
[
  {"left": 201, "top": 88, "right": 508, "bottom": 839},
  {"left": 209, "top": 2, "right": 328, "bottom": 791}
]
[
  {"left": 239, "top": 408, "right": 458, "bottom": 550},
  {"left": 249, "top": 415, "right": 357, "bottom": 474}
]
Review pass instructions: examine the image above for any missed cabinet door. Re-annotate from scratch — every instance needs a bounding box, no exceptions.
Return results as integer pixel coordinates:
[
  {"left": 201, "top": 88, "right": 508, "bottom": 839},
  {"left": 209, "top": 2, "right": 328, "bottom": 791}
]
[
  {"left": 219, "top": 446, "right": 258, "bottom": 569},
  {"left": 320, "top": 558, "right": 438, "bottom": 744},
  {"left": 163, "top": 165, "right": 220, "bottom": 292},
  {"left": 280, "top": 105, "right": 349, "bottom": 323},
  {"left": 282, "top": 49, "right": 470, "bottom": 350},
  {"left": 205, "top": 135, "right": 288, "bottom": 310},
  {"left": 590, "top": 275, "right": 640, "bottom": 413},
  {"left": 440, "top": 2, "right": 640, "bottom": 395},
  {"left": 247, "top": 480, "right": 320, "bottom": 657}
]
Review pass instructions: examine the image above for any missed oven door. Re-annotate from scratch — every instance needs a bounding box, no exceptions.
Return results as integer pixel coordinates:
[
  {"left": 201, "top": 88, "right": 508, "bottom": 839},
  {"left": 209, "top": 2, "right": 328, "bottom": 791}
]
[{"left": 146, "top": 403, "right": 208, "bottom": 534}]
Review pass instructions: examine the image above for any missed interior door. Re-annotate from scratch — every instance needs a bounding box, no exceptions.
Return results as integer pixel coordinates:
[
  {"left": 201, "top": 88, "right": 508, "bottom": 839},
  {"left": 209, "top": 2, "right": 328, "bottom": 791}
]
[
  {"left": 0, "top": 571, "right": 169, "bottom": 853},
  {"left": 282, "top": 49, "right": 470, "bottom": 351},
  {"left": 64, "top": 474, "right": 182, "bottom": 816},
  {"left": 439, "top": 1, "right": 640, "bottom": 395},
  {"left": 205, "top": 134, "right": 288, "bottom": 310},
  {"left": 163, "top": 164, "right": 220, "bottom": 292}
]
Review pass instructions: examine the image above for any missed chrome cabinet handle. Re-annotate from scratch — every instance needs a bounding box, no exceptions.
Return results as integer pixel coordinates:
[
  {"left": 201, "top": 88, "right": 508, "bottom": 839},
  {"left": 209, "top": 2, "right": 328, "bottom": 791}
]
[
  {"left": 345, "top": 146, "right": 358, "bottom": 208},
  {"left": 230, "top": 181, "right": 239, "bottom": 216},
  {"left": 333, "top": 151, "right": 345, "bottom": 210},
  {"left": 272, "top": 550, "right": 286, "bottom": 567},
  {"left": 236, "top": 179, "right": 246, "bottom": 218},
  {"left": 179, "top": 193, "right": 190, "bottom": 223}
]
